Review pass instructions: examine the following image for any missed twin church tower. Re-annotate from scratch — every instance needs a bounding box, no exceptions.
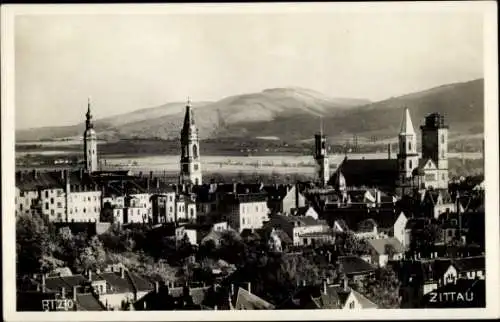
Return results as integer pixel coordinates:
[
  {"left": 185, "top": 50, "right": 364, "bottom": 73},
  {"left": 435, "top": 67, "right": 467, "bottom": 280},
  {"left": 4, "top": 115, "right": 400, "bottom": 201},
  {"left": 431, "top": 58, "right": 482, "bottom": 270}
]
[{"left": 83, "top": 98, "right": 202, "bottom": 185}]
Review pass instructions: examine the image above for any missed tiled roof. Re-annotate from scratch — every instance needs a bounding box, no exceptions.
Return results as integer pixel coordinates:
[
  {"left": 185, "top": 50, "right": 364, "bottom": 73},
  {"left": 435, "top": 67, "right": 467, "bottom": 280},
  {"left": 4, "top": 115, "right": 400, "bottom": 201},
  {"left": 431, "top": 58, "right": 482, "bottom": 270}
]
[
  {"left": 451, "top": 256, "right": 485, "bottom": 273},
  {"left": 234, "top": 287, "right": 275, "bottom": 310},
  {"left": 223, "top": 192, "right": 268, "bottom": 204},
  {"left": 366, "top": 237, "right": 405, "bottom": 255},
  {"left": 372, "top": 209, "right": 402, "bottom": 229},
  {"left": 338, "top": 256, "right": 376, "bottom": 275},
  {"left": 329, "top": 158, "right": 398, "bottom": 188},
  {"left": 75, "top": 293, "right": 106, "bottom": 311},
  {"left": 44, "top": 275, "right": 88, "bottom": 292},
  {"left": 97, "top": 272, "right": 133, "bottom": 294}
]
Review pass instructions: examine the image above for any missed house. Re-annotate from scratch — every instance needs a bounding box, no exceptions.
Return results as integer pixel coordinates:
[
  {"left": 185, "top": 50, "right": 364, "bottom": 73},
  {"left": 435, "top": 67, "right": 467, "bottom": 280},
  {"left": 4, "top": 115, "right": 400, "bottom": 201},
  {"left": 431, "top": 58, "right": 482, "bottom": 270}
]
[
  {"left": 366, "top": 237, "right": 405, "bottom": 267},
  {"left": 221, "top": 192, "right": 269, "bottom": 232},
  {"left": 374, "top": 210, "right": 408, "bottom": 248},
  {"left": 440, "top": 256, "right": 485, "bottom": 286},
  {"left": 267, "top": 215, "right": 331, "bottom": 246},
  {"left": 232, "top": 287, "right": 275, "bottom": 310},
  {"left": 134, "top": 282, "right": 211, "bottom": 310},
  {"left": 279, "top": 279, "right": 377, "bottom": 310},
  {"left": 337, "top": 256, "right": 376, "bottom": 283},
  {"left": 266, "top": 184, "right": 306, "bottom": 215},
  {"left": 291, "top": 206, "right": 319, "bottom": 219},
  {"left": 420, "top": 190, "right": 458, "bottom": 219},
  {"left": 94, "top": 267, "right": 154, "bottom": 310}
]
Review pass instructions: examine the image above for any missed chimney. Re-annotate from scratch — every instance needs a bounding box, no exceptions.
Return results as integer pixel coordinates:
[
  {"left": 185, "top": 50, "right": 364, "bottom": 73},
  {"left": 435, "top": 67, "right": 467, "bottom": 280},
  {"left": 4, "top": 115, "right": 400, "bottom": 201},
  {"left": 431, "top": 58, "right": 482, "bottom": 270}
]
[
  {"left": 88, "top": 270, "right": 92, "bottom": 281},
  {"left": 143, "top": 301, "right": 147, "bottom": 310},
  {"left": 214, "top": 305, "right": 218, "bottom": 311},
  {"left": 247, "top": 282, "right": 251, "bottom": 294},
  {"left": 301, "top": 280, "right": 306, "bottom": 287},
  {"left": 343, "top": 277, "right": 348, "bottom": 292},
  {"left": 233, "top": 182, "right": 237, "bottom": 194},
  {"left": 120, "top": 267, "right": 125, "bottom": 279},
  {"left": 79, "top": 168, "right": 83, "bottom": 180},
  {"left": 60, "top": 170, "right": 65, "bottom": 180},
  {"left": 230, "top": 283, "right": 235, "bottom": 296},
  {"left": 328, "top": 252, "right": 332, "bottom": 263},
  {"left": 61, "top": 287, "right": 66, "bottom": 299},
  {"left": 388, "top": 143, "right": 392, "bottom": 159},
  {"left": 155, "top": 281, "right": 160, "bottom": 294},
  {"left": 322, "top": 279, "right": 328, "bottom": 295},
  {"left": 41, "top": 274, "right": 46, "bottom": 293},
  {"left": 156, "top": 178, "right": 160, "bottom": 189},
  {"left": 73, "top": 285, "right": 78, "bottom": 302}
]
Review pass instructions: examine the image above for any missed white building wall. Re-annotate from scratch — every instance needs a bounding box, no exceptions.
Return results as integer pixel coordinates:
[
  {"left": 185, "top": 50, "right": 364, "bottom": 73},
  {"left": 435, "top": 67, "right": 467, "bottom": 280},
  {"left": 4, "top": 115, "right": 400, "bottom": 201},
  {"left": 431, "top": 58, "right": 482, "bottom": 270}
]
[
  {"left": 393, "top": 212, "right": 408, "bottom": 247},
  {"left": 237, "top": 201, "right": 269, "bottom": 232},
  {"left": 67, "top": 190, "right": 102, "bottom": 222},
  {"left": 40, "top": 188, "right": 66, "bottom": 222}
]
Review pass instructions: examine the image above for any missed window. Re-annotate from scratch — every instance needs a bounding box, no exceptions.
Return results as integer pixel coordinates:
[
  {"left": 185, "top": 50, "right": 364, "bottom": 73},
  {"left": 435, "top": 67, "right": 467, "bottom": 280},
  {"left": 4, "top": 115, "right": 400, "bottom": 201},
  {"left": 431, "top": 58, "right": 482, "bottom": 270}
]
[
  {"left": 83, "top": 208, "right": 86, "bottom": 213},
  {"left": 441, "top": 150, "right": 445, "bottom": 159},
  {"left": 50, "top": 198, "right": 54, "bottom": 204},
  {"left": 441, "top": 134, "right": 445, "bottom": 144},
  {"left": 45, "top": 191, "right": 49, "bottom": 198},
  {"left": 409, "top": 160, "right": 412, "bottom": 168},
  {"left": 88, "top": 197, "right": 91, "bottom": 202},
  {"left": 51, "top": 209, "right": 54, "bottom": 215},
  {"left": 57, "top": 202, "right": 62, "bottom": 208},
  {"left": 448, "top": 230, "right": 453, "bottom": 237},
  {"left": 409, "top": 142, "right": 412, "bottom": 151},
  {"left": 349, "top": 301, "right": 355, "bottom": 309},
  {"left": 169, "top": 206, "right": 173, "bottom": 213},
  {"left": 45, "top": 203, "right": 49, "bottom": 210},
  {"left": 442, "top": 173, "right": 445, "bottom": 181},
  {"left": 190, "top": 208, "right": 194, "bottom": 218},
  {"left": 193, "top": 144, "right": 198, "bottom": 158},
  {"left": 70, "top": 208, "right": 73, "bottom": 214}
]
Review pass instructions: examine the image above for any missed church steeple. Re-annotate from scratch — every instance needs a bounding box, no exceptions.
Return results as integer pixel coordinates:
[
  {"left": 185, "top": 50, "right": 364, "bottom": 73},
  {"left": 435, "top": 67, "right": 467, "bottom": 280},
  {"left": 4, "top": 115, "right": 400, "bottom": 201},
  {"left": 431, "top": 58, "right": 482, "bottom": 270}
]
[
  {"left": 180, "top": 97, "right": 202, "bottom": 186},
  {"left": 400, "top": 106, "right": 415, "bottom": 135},
  {"left": 397, "top": 107, "right": 419, "bottom": 186},
  {"left": 83, "top": 97, "right": 98, "bottom": 173}
]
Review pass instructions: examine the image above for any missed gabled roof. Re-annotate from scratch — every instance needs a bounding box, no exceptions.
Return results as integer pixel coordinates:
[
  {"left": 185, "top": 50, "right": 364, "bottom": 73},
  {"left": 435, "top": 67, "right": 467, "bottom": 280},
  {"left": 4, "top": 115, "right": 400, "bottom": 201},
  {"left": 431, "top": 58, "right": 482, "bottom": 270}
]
[
  {"left": 366, "top": 237, "right": 405, "bottom": 255},
  {"left": 234, "top": 287, "right": 275, "bottom": 310},
  {"left": 75, "top": 293, "right": 106, "bottom": 311},
  {"left": 350, "top": 289, "right": 378, "bottom": 309},
  {"left": 338, "top": 256, "right": 376, "bottom": 275}
]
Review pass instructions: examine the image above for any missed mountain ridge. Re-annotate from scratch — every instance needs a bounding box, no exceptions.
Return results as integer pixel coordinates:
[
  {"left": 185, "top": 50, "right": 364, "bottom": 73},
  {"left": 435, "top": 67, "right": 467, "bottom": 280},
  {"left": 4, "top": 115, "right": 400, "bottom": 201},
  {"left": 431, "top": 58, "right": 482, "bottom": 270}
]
[{"left": 15, "top": 79, "right": 483, "bottom": 143}]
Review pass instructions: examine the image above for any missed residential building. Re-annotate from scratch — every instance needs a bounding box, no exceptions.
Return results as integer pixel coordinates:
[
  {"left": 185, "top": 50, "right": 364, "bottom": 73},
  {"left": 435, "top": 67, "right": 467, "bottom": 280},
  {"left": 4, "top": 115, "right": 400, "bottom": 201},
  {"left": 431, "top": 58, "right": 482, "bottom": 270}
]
[
  {"left": 366, "top": 237, "right": 405, "bottom": 267},
  {"left": 221, "top": 192, "right": 269, "bottom": 232},
  {"left": 268, "top": 214, "right": 331, "bottom": 246}
]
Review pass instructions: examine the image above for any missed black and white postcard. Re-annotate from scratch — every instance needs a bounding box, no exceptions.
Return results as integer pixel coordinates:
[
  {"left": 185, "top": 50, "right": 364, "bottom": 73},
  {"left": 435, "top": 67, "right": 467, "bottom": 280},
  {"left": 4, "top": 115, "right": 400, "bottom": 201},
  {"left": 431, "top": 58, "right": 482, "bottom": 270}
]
[{"left": 2, "top": 2, "right": 498, "bottom": 321}]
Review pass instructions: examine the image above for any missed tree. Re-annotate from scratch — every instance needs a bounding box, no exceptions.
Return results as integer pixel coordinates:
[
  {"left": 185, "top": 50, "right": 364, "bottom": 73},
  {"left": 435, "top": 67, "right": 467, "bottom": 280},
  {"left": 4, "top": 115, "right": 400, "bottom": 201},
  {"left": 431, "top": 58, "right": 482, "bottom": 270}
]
[
  {"left": 362, "top": 266, "right": 401, "bottom": 309},
  {"left": 74, "top": 236, "right": 107, "bottom": 273},
  {"left": 100, "top": 201, "right": 115, "bottom": 223},
  {"left": 16, "top": 213, "right": 55, "bottom": 275}
]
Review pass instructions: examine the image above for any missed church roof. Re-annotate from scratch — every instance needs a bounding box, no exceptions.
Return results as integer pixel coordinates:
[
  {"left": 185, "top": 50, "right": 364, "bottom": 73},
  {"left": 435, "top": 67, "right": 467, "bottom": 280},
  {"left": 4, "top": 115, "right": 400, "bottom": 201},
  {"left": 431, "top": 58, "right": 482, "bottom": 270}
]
[
  {"left": 329, "top": 158, "right": 398, "bottom": 188},
  {"left": 181, "top": 100, "right": 196, "bottom": 137},
  {"left": 400, "top": 107, "right": 416, "bottom": 135}
]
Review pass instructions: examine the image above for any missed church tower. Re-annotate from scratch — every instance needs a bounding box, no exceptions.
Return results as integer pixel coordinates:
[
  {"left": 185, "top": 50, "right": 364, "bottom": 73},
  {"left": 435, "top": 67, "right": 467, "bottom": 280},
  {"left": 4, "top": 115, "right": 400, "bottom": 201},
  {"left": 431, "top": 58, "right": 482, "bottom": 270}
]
[
  {"left": 314, "top": 118, "right": 329, "bottom": 187},
  {"left": 420, "top": 113, "right": 449, "bottom": 189},
  {"left": 83, "top": 98, "right": 98, "bottom": 173},
  {"left": 180, "top": 98, "right": 202, "bottom": 186},
  {"left": 397, "top": 107, "right": 419, "bottom": 185}
]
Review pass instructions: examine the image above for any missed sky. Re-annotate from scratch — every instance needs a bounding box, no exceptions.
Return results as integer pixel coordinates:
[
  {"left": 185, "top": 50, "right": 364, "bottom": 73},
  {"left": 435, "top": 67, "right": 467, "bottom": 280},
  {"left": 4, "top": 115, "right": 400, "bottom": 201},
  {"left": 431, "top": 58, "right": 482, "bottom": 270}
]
[{"left": 14, "top": 8, "right": 484, "bottom": 129}]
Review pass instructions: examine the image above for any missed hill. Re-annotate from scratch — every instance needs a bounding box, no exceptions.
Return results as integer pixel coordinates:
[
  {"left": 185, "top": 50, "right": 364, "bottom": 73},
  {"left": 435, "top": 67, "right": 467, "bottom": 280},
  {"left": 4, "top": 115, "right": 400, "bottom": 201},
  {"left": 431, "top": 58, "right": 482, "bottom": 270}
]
[{"left": 16, "top": 79, "right": 483, "bottom": 144}]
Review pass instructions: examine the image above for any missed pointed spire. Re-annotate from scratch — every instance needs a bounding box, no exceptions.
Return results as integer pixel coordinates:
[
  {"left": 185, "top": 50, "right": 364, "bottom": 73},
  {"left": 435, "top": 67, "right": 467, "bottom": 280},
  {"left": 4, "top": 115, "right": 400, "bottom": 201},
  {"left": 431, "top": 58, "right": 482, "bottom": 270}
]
[
  {"left": 182, "top": 97, "right": 195, "bottom": 134},
  {"left": 85, "top": 97, "right": 93, "bottom": 129},
  {"left": 400, "top": 106, "right": 415, "bottom": 135}
]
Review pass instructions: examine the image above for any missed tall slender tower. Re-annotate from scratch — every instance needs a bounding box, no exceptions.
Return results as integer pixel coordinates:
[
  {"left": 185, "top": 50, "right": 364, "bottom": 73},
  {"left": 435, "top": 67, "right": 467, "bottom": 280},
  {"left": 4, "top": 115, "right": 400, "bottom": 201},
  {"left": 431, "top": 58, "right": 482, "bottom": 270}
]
[
  {"left": 180, "top": 98, "right": 202, "bottom": 186},
  {"left": 83, "top": 98, "right": 98, "bottom": 173},
  {"left": 420, "top": 113, "right": 449, "bottom": 189},
  {"left": 397, "top": 107, "right": 419, "bottom": 185},
  {"left": 314, "top": 117, "right": 329, "bottom": 187}
]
